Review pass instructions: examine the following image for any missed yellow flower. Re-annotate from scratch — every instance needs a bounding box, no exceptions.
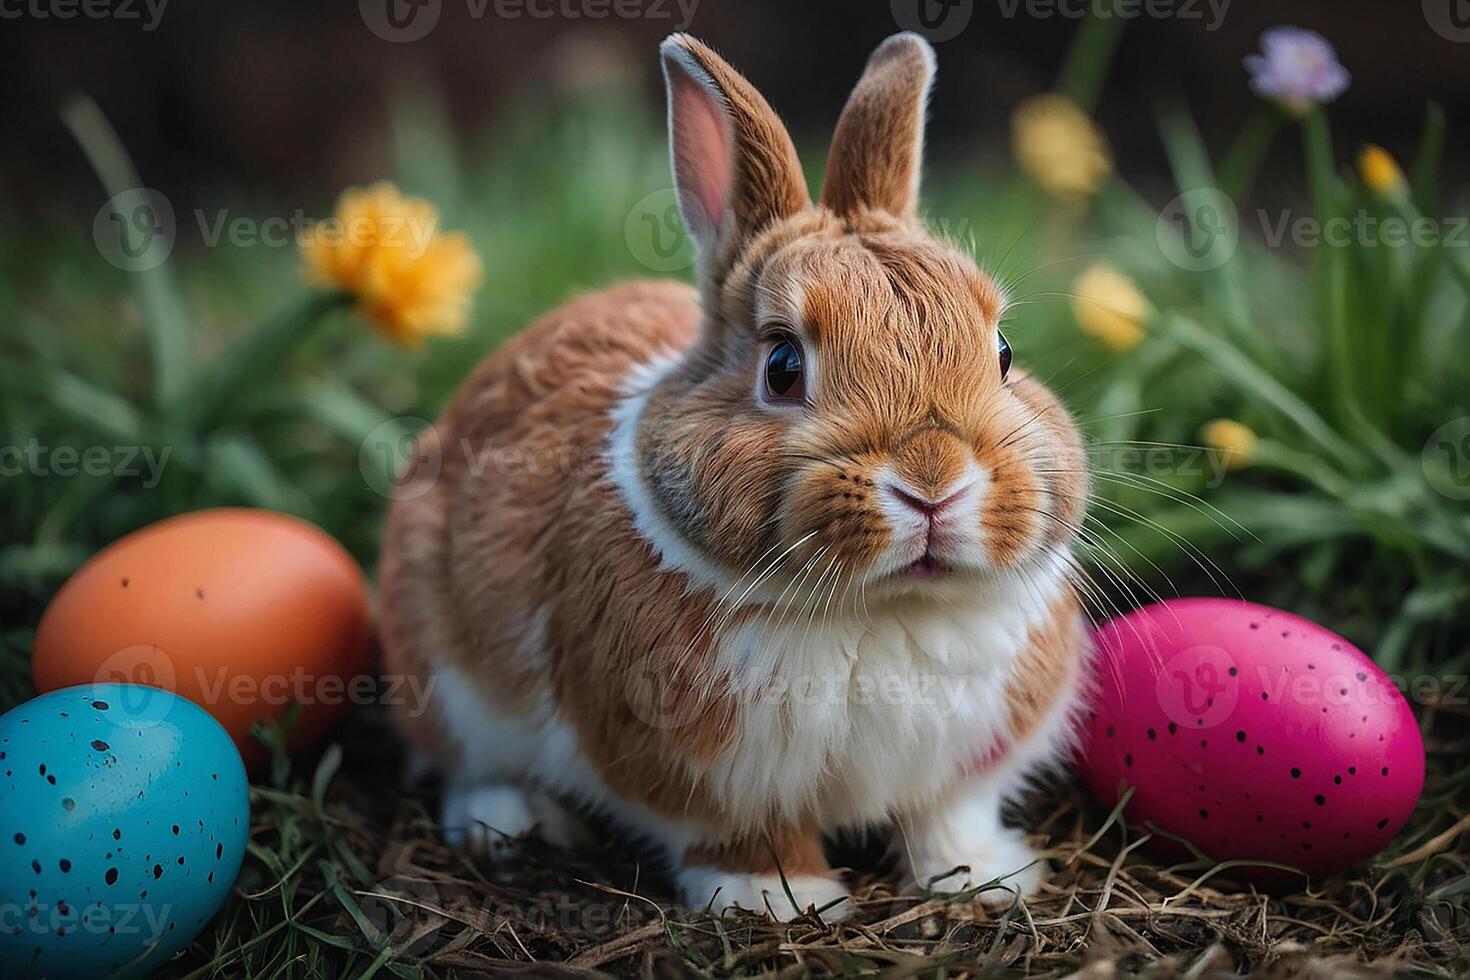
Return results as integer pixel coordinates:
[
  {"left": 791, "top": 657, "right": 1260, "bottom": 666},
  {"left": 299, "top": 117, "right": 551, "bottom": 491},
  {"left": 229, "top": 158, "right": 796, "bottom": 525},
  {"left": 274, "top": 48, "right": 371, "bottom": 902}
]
[
  {"left": 1011, "top": 94, "right": 1112, "bottom": 205},
  {"left": 1071, "top": 263, "right": 1148, "bottom": 352},
  {"left": 300, "top": 182, "right": 482, "bottom": 346},
  {"left": 1358, "top": 144, "right": 1406, "bottom": 197},
  {"left": 1202, "top": 419, "right": 1258, "bottom": 470}
]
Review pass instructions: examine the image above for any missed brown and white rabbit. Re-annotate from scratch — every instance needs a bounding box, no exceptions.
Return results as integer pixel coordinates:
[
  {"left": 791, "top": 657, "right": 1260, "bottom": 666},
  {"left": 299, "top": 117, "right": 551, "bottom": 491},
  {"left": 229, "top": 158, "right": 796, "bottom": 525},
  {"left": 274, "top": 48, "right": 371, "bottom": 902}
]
[{"left": 378, "top": 31, "right": 1090, "bottom": 919}]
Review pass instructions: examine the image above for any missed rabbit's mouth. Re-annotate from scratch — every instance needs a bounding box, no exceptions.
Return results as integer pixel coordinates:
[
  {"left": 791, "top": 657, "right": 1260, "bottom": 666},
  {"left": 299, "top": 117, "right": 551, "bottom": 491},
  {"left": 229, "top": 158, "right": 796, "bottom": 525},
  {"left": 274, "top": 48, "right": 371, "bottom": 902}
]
[{"left": 902, "top": 552, "right": 953, "bottom": 579}]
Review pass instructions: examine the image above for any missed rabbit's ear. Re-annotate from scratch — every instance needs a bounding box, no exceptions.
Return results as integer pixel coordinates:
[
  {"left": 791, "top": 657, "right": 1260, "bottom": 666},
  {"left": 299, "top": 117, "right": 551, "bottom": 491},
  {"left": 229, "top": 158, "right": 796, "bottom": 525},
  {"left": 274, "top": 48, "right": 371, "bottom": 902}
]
[
  {"left": 821, "top": 33, "right": 935, "bottom": 221},
  {"left": 661, "top": 35, "right": 808, "bottom": 277}
]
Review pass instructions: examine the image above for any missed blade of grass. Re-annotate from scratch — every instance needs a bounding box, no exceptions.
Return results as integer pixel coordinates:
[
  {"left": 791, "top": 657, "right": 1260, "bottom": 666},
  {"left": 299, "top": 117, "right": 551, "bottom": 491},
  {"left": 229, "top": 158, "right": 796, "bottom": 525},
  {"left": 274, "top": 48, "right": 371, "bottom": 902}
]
[
  {"left": 1055, "top": 2, "right": 1128, "bottom": 114},
  {"left": 61, "top": 95, "right": 193, "bottom": 414}
]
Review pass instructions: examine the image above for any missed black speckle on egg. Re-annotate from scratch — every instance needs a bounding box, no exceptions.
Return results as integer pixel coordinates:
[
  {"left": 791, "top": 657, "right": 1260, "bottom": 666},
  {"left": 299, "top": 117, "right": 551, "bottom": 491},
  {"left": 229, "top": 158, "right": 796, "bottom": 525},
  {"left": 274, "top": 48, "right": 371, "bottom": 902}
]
[
  {"left": 1227, "top": 666, "right": 1238, "bottom": 677},
  {"left": 46, "top": 775, "right": 55, "bottom": 785},
  {"left": 92, "top": 701, "right": 108, "bottom": 711},
  {"left": 1199, "top": 809, "right": 1209, "bottom": 819},
  {"left": 56, "top": 901, "right": 68, "bottom": 916},
  {"left": 1146, "top": 728, "right": 1156, "bottom": 741},
  {"left": 1348, "top": 767, "right": 1357, "bottom": 775},
  {"left": 1381, "top": 767, "right": 1390, "bottom": 776},
  {"left": 152, "top": 864, "right": 163, "bottom": 879},
  {"left": 120, "top": 578, "right": 129, "bottom": 588},
  {"left": 90, "top": 740, "right": 110, "bottom": 752},
  {"left": 1302, "top": 821, "right": 1311, "bottom": 829},
  {"left": 1168, "top": 722, "right": 1178, "bottom": 734},
  {"left": 208, "top": 871, "right": 214, "bottom": 883},
  {"left": 215, "top": 843, "right": 223, "bottom": 860},
  {"left": 31, "top": 859, "right": 41, "bottom": 874},
  {"left": 13, "top": 833, "right": 24, "bottom": 846},
  {"left": 1256, "top": 815, "right": 1264, "bottom": 823},
  {"left": 1105, "top": 725, "right": 1115, "bottom": 737},
  {"left": 38, "top": 764, "right": 45, "bottom": 776},
  {"left": 1256, "top": 745, "right": 1265, "bottom": 755},
  {"left": 1334, "top": 775, "right": 1342, "bottom": 785},
  {"left": 1124, "top": 754, "right": 1133, "bottom": 767},
  {"left": 177, "top": 856, "right": 185, "bottom": 865},
  {"left": 105, "top": 868, "right": 118, "bottom": 885},
  {"left": 1200, "top": 739, "right": 1208, "bottom": 748},
  {"left": 1291, "top": 768, "right": 1302, "bottom": 779},
  {"left": 1377, "top": 818, "right": 1389, "bottom": 829},
  {"left": 1315, "top": 795, "right": 1326, "bottom": 806},
  {"left": 1250, "top": 622, "right": 1260, "bottom": 630},
  {"left": 1236, "top": 731, "right": 1246, "bottom": 742},
  {"left": 1356, "top": 672, "right": 1367, "bottom": 682},
  {"left": 1301, "top": 842, "right": 1312, "bottom": 851},
  {"left": 172, "top": 825, "right": 180, "bottom": 836},
  {"left": 112, "top": 829, "right": 121, "bottom": 840},
  {"left": 1306, "top": 662, "right": 1315, "bottom": 670},
  {"left": 59, "top": 859, "right": 70, "bottom": 873}
]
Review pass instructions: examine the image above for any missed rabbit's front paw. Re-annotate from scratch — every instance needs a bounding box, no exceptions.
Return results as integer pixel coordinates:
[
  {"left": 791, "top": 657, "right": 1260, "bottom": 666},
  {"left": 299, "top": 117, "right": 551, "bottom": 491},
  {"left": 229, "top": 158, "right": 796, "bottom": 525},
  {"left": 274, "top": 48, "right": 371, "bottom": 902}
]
[
  {"left": 441, "top": 783, "right": 585, "bottom": 859},
  {"left": 908, "top": 827, "right": 1045, "bottom": 907},
  {"left": 677, "top": 867, "right": 853, "bottom": 921},
  {"left": 441, "top": 784, "right": 537, "bottom": 858}
]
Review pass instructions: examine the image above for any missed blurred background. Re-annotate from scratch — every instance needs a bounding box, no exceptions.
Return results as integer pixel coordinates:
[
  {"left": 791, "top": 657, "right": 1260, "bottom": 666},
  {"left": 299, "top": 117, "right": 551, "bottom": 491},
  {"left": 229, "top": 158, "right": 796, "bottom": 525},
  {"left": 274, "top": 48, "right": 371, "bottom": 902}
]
[
  {"left": 5, "top": 0, "right": 1470, "bottom": 204},
  {"left": 3, "top": 0, "right": 1468, "bottom": 689}
]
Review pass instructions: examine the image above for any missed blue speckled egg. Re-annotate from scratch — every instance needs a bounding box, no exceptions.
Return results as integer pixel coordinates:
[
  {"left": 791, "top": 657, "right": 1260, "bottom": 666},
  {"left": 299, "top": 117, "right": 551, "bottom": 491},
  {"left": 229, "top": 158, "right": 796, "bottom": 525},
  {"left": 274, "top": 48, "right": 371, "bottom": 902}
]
[{"left": 0, "top": 683, "right": 249, "bottom": 979}]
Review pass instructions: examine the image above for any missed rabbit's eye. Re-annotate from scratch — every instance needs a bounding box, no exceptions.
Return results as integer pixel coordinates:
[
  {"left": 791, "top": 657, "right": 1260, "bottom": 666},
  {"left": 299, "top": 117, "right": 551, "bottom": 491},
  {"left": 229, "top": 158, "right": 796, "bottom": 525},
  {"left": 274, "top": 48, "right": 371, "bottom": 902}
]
[
  {"left": 764, "top": 337, "right": 806, "bottom": 403},
  {"left": 997, "top": 330, "right": 1012, "bottom": 380}
]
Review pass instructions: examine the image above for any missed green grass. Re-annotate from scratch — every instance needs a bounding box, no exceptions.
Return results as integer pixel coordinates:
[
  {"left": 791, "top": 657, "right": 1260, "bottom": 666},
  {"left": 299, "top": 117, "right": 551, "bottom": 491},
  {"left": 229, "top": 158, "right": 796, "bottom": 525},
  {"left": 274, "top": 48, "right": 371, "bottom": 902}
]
[{"left": 2, "top": 20, "right": 1469, "bottom": 977}]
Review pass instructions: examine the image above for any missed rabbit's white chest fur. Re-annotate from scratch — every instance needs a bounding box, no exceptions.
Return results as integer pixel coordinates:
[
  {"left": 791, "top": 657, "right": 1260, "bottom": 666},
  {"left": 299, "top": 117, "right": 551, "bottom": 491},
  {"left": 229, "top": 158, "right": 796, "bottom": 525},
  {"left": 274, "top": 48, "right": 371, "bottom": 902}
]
[{"left": 704, "top": 548, "right": 1077, "bottom": 831}]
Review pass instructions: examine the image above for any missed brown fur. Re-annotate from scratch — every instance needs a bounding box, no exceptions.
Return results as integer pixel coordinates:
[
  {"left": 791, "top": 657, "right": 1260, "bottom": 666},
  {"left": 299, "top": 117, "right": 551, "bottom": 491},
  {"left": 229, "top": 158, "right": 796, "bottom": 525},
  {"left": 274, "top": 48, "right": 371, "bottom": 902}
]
[{"left": 685, "top": 825, "right": 830, "bottom": 878}]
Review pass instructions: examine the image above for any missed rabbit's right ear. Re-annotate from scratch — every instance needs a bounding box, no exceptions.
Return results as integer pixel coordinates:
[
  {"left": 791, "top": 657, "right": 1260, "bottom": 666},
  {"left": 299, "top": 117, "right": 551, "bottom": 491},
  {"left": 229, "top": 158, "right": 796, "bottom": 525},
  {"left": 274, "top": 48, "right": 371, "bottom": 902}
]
[{"left": 661, "top": 35, "right": 809, "bottom": 282}]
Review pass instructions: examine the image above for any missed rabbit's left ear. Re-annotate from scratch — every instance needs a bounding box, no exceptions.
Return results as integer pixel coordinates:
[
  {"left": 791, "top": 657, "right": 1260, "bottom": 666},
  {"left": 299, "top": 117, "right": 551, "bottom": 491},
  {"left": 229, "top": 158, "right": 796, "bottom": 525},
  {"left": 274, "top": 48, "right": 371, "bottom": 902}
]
[{"left": 821, "top": 33, "right": 936, "bottom": 221}]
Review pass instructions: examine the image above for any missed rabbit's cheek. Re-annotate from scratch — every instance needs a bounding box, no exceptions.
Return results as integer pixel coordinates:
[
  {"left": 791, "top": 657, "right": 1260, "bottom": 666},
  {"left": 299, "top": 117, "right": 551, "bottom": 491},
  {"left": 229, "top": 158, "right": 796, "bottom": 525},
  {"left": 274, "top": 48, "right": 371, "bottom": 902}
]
[
  {"left": 780, "top": 464, "right": 891, "bottom": 574},
  {"left": 978, "top": 449, "right": 1048, "bottom": 568}
]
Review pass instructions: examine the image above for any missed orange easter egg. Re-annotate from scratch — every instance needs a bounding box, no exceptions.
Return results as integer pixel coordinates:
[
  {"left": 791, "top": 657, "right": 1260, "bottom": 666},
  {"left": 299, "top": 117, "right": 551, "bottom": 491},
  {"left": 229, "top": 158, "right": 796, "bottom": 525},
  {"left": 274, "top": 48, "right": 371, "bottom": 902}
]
[{"left": 32, "top": 509, "right": 373, "bottom": 769}]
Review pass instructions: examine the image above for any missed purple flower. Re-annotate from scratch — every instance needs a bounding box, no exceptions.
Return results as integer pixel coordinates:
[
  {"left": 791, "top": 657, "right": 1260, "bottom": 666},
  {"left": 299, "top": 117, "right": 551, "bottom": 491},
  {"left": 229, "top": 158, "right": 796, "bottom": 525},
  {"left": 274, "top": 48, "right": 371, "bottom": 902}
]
[{"left": 1244, "top": 27, "right": 1350, "bottom": 114}]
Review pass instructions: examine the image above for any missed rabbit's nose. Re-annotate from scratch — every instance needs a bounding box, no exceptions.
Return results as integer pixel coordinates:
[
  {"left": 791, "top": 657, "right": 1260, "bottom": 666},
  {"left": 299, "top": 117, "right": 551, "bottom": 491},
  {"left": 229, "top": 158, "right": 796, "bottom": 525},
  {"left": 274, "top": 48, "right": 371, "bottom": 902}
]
[{"left": 884, "top": 480, "right": 973, "bottom": 520}]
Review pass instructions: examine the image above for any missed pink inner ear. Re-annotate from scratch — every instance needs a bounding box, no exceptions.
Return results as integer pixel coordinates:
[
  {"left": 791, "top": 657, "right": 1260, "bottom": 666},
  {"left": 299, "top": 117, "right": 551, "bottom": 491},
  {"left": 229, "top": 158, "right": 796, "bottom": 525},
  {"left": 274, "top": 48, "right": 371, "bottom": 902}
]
[{"left": 668, "top": 66, "right": 732, "bottom": 240}]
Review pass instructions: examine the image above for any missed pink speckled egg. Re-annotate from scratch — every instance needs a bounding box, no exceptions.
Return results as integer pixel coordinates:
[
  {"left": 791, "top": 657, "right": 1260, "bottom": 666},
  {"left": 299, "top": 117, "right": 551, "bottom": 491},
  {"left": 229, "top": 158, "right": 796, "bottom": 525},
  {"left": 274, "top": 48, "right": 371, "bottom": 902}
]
[{"left": 1079, "top": 598, "right": 1424, "bottom": 880}]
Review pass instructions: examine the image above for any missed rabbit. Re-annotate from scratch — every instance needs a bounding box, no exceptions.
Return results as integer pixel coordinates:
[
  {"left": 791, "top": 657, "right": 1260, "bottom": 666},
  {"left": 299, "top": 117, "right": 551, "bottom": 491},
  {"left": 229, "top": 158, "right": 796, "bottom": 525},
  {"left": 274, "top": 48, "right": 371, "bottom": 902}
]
[{"left": 377, "top": 31, "right": 1091, "bottom": 921}]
